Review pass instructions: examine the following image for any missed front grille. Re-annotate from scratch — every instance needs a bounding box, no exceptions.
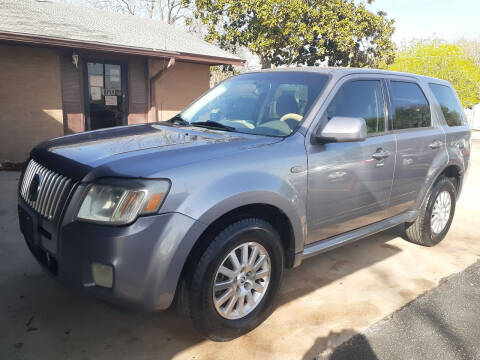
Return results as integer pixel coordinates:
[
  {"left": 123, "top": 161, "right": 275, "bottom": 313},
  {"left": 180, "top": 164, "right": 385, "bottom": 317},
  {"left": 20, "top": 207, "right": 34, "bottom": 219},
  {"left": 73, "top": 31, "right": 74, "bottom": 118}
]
[{"left": 20, "top": 159, "right": 77, "bottom": 220}]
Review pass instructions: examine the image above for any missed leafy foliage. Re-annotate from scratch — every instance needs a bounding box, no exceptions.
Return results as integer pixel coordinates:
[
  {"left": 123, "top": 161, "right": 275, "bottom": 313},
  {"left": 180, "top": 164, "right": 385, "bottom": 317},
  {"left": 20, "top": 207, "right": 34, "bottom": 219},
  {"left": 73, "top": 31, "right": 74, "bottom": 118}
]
[
  {"left": 210, "top": 65, "right": 241, "bottom": 87},
  {"left": 457, "top": 39, "right": 480, "bottom": 67},
  {"left": 385, "top": 41, "right": 480, "bottom": 108},
  {"left": 189, "top": 0, "right": 395, "bottom": 68}
]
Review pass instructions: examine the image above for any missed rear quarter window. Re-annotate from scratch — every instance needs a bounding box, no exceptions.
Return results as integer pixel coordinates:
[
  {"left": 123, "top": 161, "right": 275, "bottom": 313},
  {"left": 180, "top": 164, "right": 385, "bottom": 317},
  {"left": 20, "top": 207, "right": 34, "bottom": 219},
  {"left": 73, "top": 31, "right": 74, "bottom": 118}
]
[
  {"left": 390, "top": 81, "right": 431, "bottom": 130},
  {"left": 429, "top": 83, "right": 465, "bottom": 126}
]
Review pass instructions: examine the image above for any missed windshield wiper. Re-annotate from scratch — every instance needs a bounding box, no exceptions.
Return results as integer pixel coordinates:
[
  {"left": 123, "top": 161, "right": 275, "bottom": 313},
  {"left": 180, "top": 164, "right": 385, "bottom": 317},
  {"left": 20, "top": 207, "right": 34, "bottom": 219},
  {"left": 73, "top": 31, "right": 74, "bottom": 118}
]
[
  {"left": 191, "top": 121, "right": 236, "bottom": 132},
  {"left": 167, "top": 116, "right": 235, "bottom": 132},
  {"left": 166, "top": 114, "right": 189, "bottom": 126}
]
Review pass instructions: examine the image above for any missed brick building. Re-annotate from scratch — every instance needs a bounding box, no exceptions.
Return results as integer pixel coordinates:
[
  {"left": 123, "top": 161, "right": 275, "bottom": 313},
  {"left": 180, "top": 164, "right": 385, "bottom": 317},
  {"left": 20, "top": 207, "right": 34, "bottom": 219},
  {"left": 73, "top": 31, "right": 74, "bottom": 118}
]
[{"left": 0, "top": 0, "right": 243, "bottom": 163}]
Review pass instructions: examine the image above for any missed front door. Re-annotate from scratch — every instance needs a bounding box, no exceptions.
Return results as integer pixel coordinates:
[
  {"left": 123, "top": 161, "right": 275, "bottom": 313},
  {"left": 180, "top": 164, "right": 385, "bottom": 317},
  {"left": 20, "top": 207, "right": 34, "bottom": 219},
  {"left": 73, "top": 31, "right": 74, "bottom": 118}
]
[
  {"left": 306, "top": 77, "right": 396, "bottom": 244},
  {"left": 85, "top": 62, "right": 127, "bottom": 130}
]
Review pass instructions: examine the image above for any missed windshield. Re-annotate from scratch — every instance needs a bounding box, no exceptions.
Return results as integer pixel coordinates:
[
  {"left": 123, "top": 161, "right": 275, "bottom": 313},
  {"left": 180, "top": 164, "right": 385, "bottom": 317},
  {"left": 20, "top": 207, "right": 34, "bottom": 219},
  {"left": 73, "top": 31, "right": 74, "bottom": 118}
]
[{"left": 180, "top": 72, "right": 329, "bottom": 137}]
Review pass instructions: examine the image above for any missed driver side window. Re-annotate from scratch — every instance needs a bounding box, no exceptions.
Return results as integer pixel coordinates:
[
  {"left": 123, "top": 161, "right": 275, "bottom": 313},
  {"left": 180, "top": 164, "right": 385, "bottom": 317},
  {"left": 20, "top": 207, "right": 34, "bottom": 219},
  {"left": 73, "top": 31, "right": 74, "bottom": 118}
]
[{"left": 326, "top": 80, "right": 386, "bottom": 134}]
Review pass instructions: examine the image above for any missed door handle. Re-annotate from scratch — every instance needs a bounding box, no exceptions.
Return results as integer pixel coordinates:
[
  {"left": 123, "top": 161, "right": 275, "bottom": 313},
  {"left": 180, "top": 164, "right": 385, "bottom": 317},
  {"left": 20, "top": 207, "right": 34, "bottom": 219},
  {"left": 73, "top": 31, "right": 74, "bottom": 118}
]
[
  {"left": 372, "top": 149, "right": 390, "bottom": 160},
  {"left": 429, "top": 140, "right": 443, "bottom": 149}
]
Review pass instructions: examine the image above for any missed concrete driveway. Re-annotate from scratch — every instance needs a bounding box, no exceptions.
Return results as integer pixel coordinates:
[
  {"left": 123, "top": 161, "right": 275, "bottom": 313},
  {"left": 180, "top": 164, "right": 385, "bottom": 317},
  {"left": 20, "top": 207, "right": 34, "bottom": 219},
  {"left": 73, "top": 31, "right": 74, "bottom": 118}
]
[{"left": 1, "top": 139, "right": 480, "bottom": 360}]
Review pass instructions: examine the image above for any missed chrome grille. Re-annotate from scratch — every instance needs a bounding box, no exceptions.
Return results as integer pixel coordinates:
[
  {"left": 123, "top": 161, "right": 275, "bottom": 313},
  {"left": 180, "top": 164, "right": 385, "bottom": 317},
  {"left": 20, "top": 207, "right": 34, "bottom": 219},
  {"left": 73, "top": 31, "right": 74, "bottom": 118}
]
[{"left": 20, "top": 159, "right": 76, "bottom": 220}]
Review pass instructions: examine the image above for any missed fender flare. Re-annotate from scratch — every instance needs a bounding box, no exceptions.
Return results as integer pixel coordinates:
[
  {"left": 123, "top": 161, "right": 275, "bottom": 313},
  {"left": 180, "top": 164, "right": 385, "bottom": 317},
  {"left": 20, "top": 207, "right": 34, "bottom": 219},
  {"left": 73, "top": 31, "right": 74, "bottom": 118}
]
[
  {"left": 416, "top": 161, "right": 463, "bottom": 210},
  {"left": 195, "top": 190, "right": 306, "bottom": 254}
]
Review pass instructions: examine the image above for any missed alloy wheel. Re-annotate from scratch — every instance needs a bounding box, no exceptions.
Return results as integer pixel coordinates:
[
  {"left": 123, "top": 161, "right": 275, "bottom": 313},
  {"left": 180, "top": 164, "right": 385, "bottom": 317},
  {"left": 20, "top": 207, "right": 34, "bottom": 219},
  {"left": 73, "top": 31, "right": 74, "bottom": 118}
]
[
  {"left": 431, "top": 190, "right": 452, "bottom": 234},
  {"left": 213, "top": 242, "right": 271, "bottom": 320}
]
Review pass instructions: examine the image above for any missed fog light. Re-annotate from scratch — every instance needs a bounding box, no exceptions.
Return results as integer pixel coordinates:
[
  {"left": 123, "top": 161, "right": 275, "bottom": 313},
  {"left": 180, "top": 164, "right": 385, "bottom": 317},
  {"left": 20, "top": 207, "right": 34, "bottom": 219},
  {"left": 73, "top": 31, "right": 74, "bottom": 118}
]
[{"left": 92, "top": 262, "right": 113, "bottom": 288}]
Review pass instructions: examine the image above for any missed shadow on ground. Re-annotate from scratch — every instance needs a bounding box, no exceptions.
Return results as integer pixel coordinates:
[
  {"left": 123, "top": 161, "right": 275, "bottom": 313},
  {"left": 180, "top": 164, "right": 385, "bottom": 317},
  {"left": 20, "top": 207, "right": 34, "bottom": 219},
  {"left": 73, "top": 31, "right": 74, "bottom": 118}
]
[
  {"left": 302, "top": 330, "right": 379, "bottom": 360},
  {"left": 2, "top": 194, "right": 404, "bottom": 360},
  {"left": 278, "top": 226, "right": 404, "bottom": 308}
]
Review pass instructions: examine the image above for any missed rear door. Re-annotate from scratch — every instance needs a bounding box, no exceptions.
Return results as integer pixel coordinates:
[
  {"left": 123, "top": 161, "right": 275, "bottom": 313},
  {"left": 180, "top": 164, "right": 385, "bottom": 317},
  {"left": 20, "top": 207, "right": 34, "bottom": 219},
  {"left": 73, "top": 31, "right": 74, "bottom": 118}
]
[
  {"left": 386, "top": 77, "right": 446, "bottom": 217},
  {"left": 306, "top": 75, "right": 396, "bottom": 244},
  {"left": 428, "top": 82, "right": 471, "bottom": 186}
]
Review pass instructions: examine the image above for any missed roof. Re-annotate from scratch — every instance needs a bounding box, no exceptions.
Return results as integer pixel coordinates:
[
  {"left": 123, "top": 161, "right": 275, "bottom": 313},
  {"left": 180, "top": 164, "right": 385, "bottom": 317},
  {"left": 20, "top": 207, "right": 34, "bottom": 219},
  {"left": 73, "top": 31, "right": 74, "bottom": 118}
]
[
  {"left": 252, "top": 66, "right": 448, "bottom": 84},
  {"left": 0, "top": 0, "right": 243, "bottom": 65}
]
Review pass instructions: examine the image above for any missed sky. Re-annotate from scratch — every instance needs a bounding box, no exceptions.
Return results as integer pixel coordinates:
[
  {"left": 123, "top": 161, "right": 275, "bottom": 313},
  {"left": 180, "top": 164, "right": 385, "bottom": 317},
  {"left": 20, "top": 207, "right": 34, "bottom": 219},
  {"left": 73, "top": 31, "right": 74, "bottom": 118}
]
[
  {"left": 64, "top": 0, "right": 479, "bottom": 44},
  {"left": 365, "top": 0, "right": 480, "bottom": 43}
]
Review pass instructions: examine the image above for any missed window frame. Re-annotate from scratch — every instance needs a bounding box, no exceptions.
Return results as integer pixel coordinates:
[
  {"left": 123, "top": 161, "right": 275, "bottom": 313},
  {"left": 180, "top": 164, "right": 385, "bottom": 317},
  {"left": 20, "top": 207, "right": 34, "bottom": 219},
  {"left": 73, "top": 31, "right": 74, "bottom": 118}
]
[
  {"left": 385, "top": 79, "right": 433, "bottom": 133},
  {"left": 320, "top": 77, "right": 390, "bottom": 138}
]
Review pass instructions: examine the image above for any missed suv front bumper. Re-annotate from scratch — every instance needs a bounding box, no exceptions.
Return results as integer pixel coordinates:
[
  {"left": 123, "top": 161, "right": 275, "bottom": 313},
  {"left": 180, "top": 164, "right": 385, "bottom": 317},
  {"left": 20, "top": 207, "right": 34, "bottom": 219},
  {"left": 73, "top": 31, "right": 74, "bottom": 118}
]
[{"left": 18, "top": 199, "right": 206, "bottom": 311}]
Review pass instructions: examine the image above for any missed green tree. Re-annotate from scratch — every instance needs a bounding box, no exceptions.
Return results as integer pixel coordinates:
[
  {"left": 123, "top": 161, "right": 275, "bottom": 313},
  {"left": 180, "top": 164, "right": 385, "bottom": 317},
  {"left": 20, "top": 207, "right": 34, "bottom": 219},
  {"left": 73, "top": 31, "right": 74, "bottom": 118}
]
[
  {"left": 189, "top": 0, "right": 395, "bottom": 68},
  {"left": 386, "top": 41, "right": 480, "bottom": 108},
  {"left": 457, "top": 39, "right": 480, "bottom": 66}
]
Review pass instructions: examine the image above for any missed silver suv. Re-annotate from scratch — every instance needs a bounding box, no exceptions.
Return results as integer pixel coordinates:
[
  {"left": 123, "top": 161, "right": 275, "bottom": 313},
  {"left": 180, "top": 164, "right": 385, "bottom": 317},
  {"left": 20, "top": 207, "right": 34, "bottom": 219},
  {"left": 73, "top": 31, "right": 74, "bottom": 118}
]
[{"left": 18, "top": 68, "right": 471, "bottom": 341}]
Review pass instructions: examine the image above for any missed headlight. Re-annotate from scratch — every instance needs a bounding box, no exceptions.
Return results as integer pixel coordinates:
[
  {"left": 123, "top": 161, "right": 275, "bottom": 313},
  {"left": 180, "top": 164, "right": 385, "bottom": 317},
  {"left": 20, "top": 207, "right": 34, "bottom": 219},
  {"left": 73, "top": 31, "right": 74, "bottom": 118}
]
[{"left": 77, "top": 178, "right": 170, "bottom": 225}]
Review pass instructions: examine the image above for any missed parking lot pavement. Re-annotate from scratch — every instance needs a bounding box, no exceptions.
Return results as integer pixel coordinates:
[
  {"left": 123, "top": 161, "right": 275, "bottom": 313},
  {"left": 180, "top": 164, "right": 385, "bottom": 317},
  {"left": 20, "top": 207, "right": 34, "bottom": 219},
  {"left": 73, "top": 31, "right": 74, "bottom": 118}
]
[
  {"left": 1, "top": 140, "right": 479, "bottom": 360},
  {"left": 327, "top": 260, "right": 480, "bottom": 360}
]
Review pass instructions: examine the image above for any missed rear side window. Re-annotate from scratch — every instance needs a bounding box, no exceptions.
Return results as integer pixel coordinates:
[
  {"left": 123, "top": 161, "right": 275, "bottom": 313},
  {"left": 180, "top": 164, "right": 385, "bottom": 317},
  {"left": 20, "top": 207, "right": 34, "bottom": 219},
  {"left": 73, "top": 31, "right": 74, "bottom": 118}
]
[
  {"left": 326, "top": 80, "right": 385, "bottom": 134},
  {"left": 429, "top": 83, "right": 465, "bottom": 126},
  {"left": 390, "top": 81, "right": 431, "bottom": 130}
]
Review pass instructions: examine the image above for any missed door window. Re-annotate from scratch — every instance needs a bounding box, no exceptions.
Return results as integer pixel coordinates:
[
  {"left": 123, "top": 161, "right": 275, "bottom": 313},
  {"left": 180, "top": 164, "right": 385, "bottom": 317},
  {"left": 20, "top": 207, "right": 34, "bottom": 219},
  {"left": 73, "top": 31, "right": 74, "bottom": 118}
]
[
  {"left": 390, "top": 81, "right": 431, "bottom": 130},
  {"left": 326, "top": 80, "right": 385, "bottom": 134},
  {"left": 429, "top": 83, "right": 465, "bottom": 126},
  {"left": 87, "top": 62, "right": 125, "bottom": 130}
]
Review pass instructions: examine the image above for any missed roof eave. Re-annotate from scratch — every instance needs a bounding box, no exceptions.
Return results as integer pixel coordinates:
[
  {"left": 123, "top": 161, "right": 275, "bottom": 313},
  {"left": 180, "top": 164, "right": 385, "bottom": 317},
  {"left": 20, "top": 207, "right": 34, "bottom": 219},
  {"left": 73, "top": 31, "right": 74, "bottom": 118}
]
[{"left": 0, "top": 31, "right": 245, "bottom": 66}]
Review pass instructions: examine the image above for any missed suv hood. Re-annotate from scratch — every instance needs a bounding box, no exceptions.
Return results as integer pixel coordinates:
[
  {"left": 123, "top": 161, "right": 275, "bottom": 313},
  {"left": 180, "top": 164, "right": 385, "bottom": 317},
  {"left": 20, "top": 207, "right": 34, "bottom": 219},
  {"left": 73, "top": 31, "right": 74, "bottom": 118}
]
[{"left": 31, "top": 123, "right": 281, "bottom": 181}]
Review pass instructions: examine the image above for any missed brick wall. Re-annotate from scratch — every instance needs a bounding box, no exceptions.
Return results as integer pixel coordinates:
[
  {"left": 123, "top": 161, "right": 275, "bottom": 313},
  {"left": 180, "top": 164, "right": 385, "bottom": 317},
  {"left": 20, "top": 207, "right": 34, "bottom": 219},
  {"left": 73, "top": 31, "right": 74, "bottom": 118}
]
[
  {"left": 151, "top": 60, "right": 210, "bottom": 122},
  {"left": 0, "top": 44, "right": 63, "bottom": 163}
]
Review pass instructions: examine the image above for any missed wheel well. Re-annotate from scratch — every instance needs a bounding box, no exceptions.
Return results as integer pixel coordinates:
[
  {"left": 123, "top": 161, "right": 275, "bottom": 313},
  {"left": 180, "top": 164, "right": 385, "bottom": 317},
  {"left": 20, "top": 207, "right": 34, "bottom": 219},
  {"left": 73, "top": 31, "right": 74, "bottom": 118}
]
[
  {"left": 439, "top": 165, "right": 461, "bottom": 194},
  {"left": 181, "top": 204, "right": 296, "bottom": 279}
]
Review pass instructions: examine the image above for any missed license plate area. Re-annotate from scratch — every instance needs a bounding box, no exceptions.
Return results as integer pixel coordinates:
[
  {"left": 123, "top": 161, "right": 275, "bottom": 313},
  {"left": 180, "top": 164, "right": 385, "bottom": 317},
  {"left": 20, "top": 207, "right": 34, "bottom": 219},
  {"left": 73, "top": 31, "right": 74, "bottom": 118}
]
[
  {"left": 18, "top": 205, "right": 58, "bottom": 275},
  {"left": 18, "top": 205, "right": 37, "bottom": 247}
]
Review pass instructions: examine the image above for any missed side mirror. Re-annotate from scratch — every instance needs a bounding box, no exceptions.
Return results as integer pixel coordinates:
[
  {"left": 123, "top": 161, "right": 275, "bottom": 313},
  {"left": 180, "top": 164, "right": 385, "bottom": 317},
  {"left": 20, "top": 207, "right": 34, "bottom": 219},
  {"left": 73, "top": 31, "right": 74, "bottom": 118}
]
[{"left": 315, "top": 116, "right": 367, "bottom": 143}]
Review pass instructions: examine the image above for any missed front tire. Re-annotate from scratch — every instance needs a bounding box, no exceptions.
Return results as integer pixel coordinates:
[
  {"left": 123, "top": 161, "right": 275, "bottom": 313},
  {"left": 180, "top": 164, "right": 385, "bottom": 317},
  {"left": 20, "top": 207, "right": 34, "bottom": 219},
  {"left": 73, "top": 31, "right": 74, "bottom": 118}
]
[
  {"left": 183, "top": 218, "right": 284, "bottom": 341},
  {"left": 404, "top": 176, "right": 456, "bottom": 246}
]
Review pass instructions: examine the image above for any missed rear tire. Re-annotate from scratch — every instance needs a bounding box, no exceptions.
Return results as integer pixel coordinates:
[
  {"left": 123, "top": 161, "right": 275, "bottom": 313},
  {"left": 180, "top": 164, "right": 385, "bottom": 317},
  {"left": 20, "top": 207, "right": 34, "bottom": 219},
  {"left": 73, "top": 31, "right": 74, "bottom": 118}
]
[
  {"left": 404, "top": 176, "right": 456, "bottom": 247},
  {"left": 181, "top": 217, "right": 284, "bottom": 341}
]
